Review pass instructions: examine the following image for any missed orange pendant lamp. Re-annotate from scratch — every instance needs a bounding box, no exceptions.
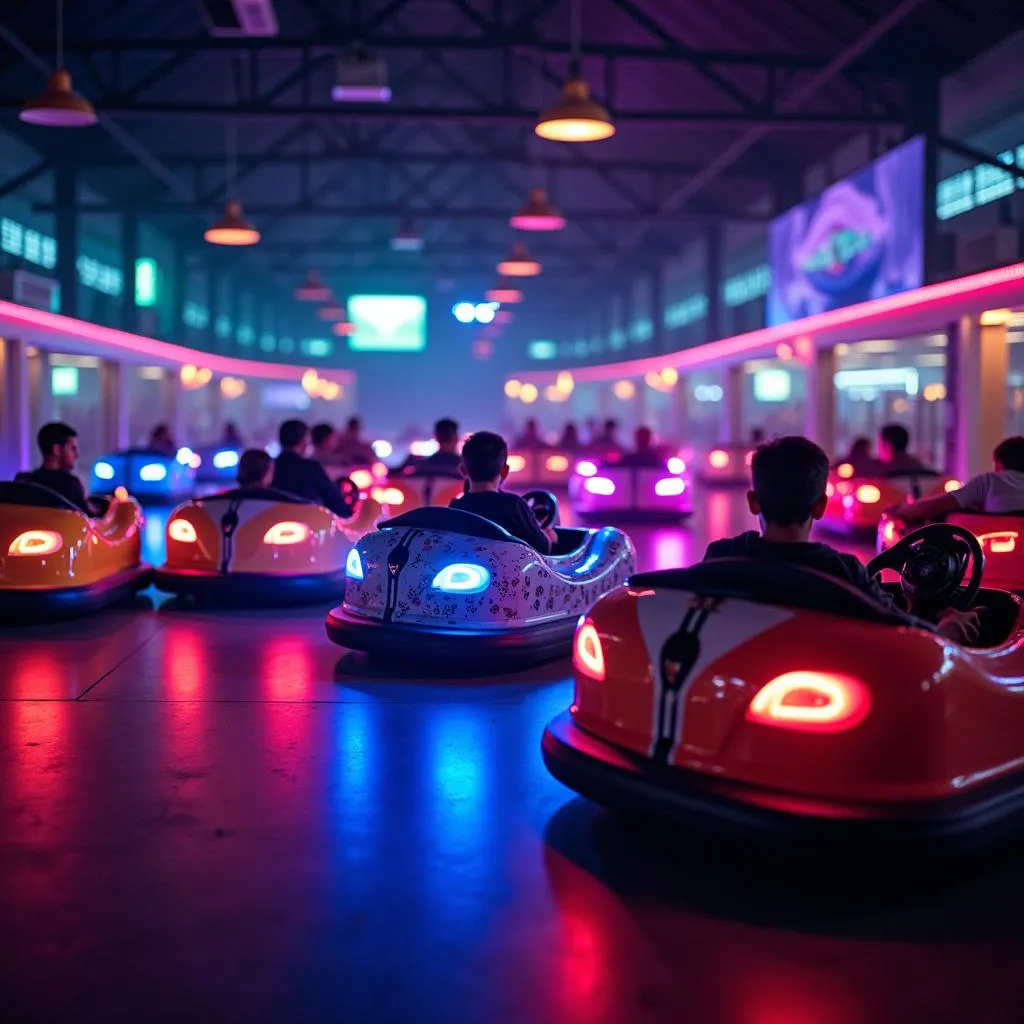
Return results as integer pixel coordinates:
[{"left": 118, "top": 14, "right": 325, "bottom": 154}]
[
  {"left": 333, "top": 319, "right": 357, "bottom": 336},
  {"left": 20, "top": 2, "right": 97, "bottom": 128},
  {"left": 486, "top": 280, "right": 524, "bottom": 304},
  {"left": 497, "top": 242, "right": 541, "bottom": 277},
  {"left": 510, "top": 188, "right": 566, "bottom": 231},
  {"left": 295, "top": 270, "right": 331, "bottom": 301},
  {"left": 318, "top": 298, "right": 344, "bottom": 321},
  {"left": 205, "top": 200, "right": 260, "bottom": 246},
  {"left": 535, "top": 74, "right": 614, "bottom": 143}
]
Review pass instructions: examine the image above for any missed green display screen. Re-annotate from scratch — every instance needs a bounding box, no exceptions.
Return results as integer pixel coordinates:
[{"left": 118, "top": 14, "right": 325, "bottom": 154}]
[{"left": 346, "top": 295, "right": 427, "bottom": 352}]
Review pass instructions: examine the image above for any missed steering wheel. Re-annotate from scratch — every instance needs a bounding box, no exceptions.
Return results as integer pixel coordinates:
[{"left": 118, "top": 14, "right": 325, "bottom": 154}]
[
  {"left": 522, "top": 488, "right": 559, "bottom": 529},
  {"left": 336, "top": 475, "right": 360, "bottom": 515},
  {"left": 866, "top": 522, "right": 984, "bottom": 612}
]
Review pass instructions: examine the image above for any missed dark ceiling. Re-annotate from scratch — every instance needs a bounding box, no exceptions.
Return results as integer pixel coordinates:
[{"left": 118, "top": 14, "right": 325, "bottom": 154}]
[{"left": 0, "top": 0, "right": 1021, "bottom": 286}]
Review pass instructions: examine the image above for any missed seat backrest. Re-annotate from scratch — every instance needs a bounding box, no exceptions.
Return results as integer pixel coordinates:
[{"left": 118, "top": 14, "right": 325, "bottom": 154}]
[
  {"left": 630, "top": 558, "right": 914, "bottom": 626},
  {"left": 195, "top": 487, "right": 310, "bottom": 505},
  {"left": 1, "top": 479, "right": 81, "bottom": 511},
  {"left": 379, "top": 505, "right": 525, "bottom": 544}
]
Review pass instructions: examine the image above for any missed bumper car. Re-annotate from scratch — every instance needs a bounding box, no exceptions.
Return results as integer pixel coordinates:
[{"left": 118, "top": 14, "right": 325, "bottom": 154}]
[
  {"left": 0, "top": 481, "right": 150, "bottom": 618},
  {"left": 506, "top": 448, "right": 575, "bottom": 489},
  {"left": 696, "top": 445, "right": 752, "bottom": 485},
  {"left": 878, "top": 510, "right": 1024, "bottom": 593},
  {"left": 91, "top": 448, "right": 195, "bottom": 502},
  {"left": 568, "top": 455, "right": 693, "bottom": 521},
  {"left": 821, "top": 466, "right": 962, "bottom": 535},
  {"left": 542, "top": 523, "right": 1024, "bottom": 853},
  {"left": 375, "top": 468, "right": 465, "bottom": 513},
  {"left": 154, "top": 482, "right": 382, "bottom": 606},
  {"left": 326, "top": 491, "right": 635, "bottom": 671},
  {"left": 188, "top": 444, "right": 243, "bottom": 485}
]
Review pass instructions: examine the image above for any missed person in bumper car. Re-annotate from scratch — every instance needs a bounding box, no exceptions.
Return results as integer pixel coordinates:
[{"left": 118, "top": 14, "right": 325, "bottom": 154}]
[
  {"left": 237, "top": 449, "right": 274, "bottom": 490},
  {"left": 514, "top": 418, "right": 549, "bottom": 449},
  {"left": 835, "top": 435, "right": 881, "bottom": 477},
  {"left": 618, "top": 425, "right": 666, "bottom": 468},
  {"left": 339, "top": 416, "right": 376, "bottom": 466},
  {"left": 449, "top": 431, "right": 557, "bottom": 553},
  {"left": 271, "top": 419, "right": 354, "bottom": 518},
  {"left": 878, "top": 423, "right": 931, "bottom": 475},
  {"left": 703, "top": 435, "right": 979, "bottom": 645},
  {"left": 892, "top": 436, "right": 1024, "bottom": 524},
  {"left": 17, "top": 421, "right": 94, "bottom": 515},
  {"left": 397, "top": 418, "right": 462, "bottom": 475}
]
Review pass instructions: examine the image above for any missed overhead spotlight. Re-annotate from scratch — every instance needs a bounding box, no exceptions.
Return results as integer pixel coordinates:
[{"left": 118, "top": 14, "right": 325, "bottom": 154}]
[
  {"left": 497, "top": 242, "right": 541, "bottom": 277},
  {"left": 204, "top": 200, "right": 260, "bottom": 246},
  {"left": 535, "top": 76, "right": 615, "bottom": 143},
  {"left": 295, "top": 270, "right": 331, "bottom": 301},
  {"left": 510, "top": 188, "right": 566, "bottom": 231},
  {"left": 332, "top": 48, "right": 391, "bottom": 103},
  {"left": 21, "top": 68, "right": 97, "bottom": 127}
]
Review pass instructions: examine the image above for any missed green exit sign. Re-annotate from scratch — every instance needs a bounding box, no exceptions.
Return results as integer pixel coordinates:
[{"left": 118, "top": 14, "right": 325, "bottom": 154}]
[{"left": 135, "top": 258, "right": 158, "bottom": 306}]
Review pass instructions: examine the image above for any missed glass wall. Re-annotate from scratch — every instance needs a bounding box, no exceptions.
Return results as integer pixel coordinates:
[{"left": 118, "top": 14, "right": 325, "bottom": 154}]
[{"left": 31, "top": 352, "right": 105, "bottom": 467}]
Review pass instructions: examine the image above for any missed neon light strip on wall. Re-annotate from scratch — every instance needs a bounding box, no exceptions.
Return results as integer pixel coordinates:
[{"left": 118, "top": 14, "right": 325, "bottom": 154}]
[{"left": 512, "top": 260, "right": 1024, "bottom": 385}]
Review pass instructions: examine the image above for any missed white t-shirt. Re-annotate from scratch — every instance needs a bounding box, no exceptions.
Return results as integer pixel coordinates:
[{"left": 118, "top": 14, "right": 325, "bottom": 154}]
[{"left": 952, "top": 470, "right": 1024, "bottom": 514}]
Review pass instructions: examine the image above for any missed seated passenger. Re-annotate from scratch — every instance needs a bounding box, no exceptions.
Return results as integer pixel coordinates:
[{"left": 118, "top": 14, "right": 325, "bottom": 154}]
[
  {"left": 222, "top": 421, "right": 243, "bottom": 447},
  {"left": 559, "top": 422, "right": 581, "bottom": 450},
  {"left": 148, "top": 423, "right": 177, "bottom": 457},
  {"left": 411, "top": 418, "right": 462, "bottom": 476},
  {"left": 703, "top": 435, "right": 978, "bottom": 644},
  {"left": 237, "top": 449, "right": 274, "bottom": 491},
  {"left": 892, "top": 436, "right": 1024, "bottom": 524},
  {"left": 514, "top": 418, "right": 549, "bottom": 449},
  {"left": 311, "top": 422, "right": 342, "bottom": 467},
  {"left": 338, "top": 416, "right": 376, "bottom": 466},
  {"left": 449, "top": 431, "right": 557, "bottom": 554},
  {"left": 619, "top": 426, "right": 665, "bottom": 468},
  {"left": 878, "top": 423, "right": 931, "bottom": 475},
  {"left": 271, "top": 419, "right": 354, "bottom": 519},
  {"left": 18, "top": 421, "right": 93, "bottom": 515},
  {"left": 835, "top": 436, "right": 881, "bottom": 477},
  {"left": 588, "top": 418, "right": 624, "bottom": 459}
]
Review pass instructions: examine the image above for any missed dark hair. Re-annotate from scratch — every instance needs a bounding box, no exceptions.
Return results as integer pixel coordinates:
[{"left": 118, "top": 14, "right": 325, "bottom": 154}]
[
  {"left": 850, "top": 436, "right": 871, "bottom": 456},
  {"left": 346, "top": 416, "right": 361, "bottom": 432},
  {"left": 311, "top": 422, "right": 335, "bottom": 447},
  {"left": 238, "top": 449, "right": 272, "bottom": 487},
  {"left": 750, "top": 435, "right": 829, "bottom": 527},
  {"left": 461, "top": 431, "right": 508, "bottom": 482},
  {"left": 880, "top": 423, "right": 909, "bottom": 453},
  {"left": 279, "top": 419, "right": 309, "bottom": 449},
  {"left": 603, "top": 418, "right": 618, "bottom": 433},
  {"left": 434, "top": 418, "right": 459, "bottom": 444},
  {"left": 994, "top": 436, "right": 1024, "bottom": 472},
  {"left": 151, "top": 423, "right": 171, "bottom": 439},
  {"left": 635, "top": 425, "right": 653, "bottom": 449},
  {"left": 37, "top": 421, "right": 77, "bottom": 457}
]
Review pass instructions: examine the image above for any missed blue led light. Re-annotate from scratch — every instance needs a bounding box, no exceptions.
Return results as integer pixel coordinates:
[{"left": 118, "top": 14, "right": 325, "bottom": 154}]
[
  {"left": 213, "top": 450, "right": 240, "bottom": 470},
  {"left": 94, "top": 461, "right": 115, "bottom": 480},
  {"left": 346, "top": 548, "right": 364, "bottom": 580},
  {"left": 574, "top": 551, "right": 601, "bottom": 575},
  {"left": 139, "top": 463, "right": 167, "bottom": 482},
  {"left": 432, "top": 563, "right": 490, "bottom": 594}
]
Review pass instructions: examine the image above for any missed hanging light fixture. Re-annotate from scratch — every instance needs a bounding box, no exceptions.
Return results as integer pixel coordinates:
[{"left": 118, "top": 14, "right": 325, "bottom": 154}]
[
  {"left": 510, "top": 187, "right": 565, "bottom": 232},
  {"left": 485, "top": 281, "right": 524, "bottom": 304},
  {"left": 206, "top": 61, "right": 260, "bottom": 246},
  {"left": 295, "top": 270, "right": 331, "bottom": 301},
  {"left": 535, "top": 0, "right": 614, "bottom": 143},
  {"left": 20, "top": 1, "right": 97, "bottom": 127},
  {"left": 318, "top": 297, "right": 344, "bottom": 321},
  {"left": 391, "top": 219, "right": 425, "bottom": 252},
  {"left": 497, "top": 242, "right": 541, "bottom": 277},
  {"left": 205, "top": 201, "right": 260, "bottom": 246}
]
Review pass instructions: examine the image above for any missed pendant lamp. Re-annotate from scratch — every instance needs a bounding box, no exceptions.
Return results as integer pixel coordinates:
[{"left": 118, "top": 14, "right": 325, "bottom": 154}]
[
  {"left": 20, "top": 2, "right": 96, "bottom": 127},
  {"left": 510, "top": 188, "right": 566, "bottom": 231},
  {"left": 497, "top": 242, "right": 541, "bottom": 277}
]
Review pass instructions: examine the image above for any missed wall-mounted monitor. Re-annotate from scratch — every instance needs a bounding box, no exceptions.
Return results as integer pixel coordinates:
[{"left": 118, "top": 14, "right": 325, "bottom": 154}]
[
  {"left": 768, "top": 136, "right": 924, "bottom": 326},
  {"left": 347, "top": 294, "right": 427, "bottom": 352}
]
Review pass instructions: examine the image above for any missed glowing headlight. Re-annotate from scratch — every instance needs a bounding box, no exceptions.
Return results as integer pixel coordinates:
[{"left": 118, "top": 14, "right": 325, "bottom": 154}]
[
  {"left": 213, "top": 450, "right": 240, "bottom": 470},
  {"left": 263, "top": 521, "right": 310, "bottom": 546},
  {"left": 432, "top": 563, "right": 490, "bottom": 594},
  {"left": 666, "top": 456, "right": 686, "bottom": 475},
  {"left": 139, "top": 463, "right": 168, "bottom": 482},
  {"left": 8, "top": 529, "right": 62, "bottom": 556},
  {"left": 168, "top": 519, "right": 197, "bottom": 543},
  {"left": 176, "top": 447, "right": 194, "bottom": 466},
  {"left": 94, "top": 461, "right": 115, "bottom": 480},
  {"left": 346, "top": 548, "right": 364, "bottom": 579}
]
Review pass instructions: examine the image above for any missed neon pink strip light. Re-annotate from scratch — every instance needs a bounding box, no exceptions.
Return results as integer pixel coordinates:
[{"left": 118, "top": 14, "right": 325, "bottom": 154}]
[
  {"left": 514, "top": 261, "right": 1024, "bottom": 384},
  {"left": 0, "top": 300, "right": 355, "bottom": 384}
]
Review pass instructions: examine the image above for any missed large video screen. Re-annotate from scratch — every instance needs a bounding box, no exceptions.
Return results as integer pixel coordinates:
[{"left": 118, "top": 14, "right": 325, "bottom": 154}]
[
  {"left": 346, "top": 294, "right": 427, "bottom": 352},
  {"left": 767, "top": 136, "right": 924, "bottom": 326}
]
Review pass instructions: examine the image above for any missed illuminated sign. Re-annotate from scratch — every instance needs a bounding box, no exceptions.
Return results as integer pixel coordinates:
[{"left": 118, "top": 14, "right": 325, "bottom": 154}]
[
  {"left": 76, "top": 255, "right": 122, "bottom": 296},
  {"left": 753, "top": 368, "right": 791, "bottom": 402},
  {"left": 769, "top": 136, "right": 924, "bottom": 325},
  {"left": 528, "top": 339, "right": 557, "bottom": 360},
  {"left": 937, "top": 145, "right": 1024, "bottom": 221},
  {"left": 51, "top": 365, "right": 78, "bottom": 396},
  {"left": 347, "top": 295, "right": 427, "bottom": 351},
  {"left": 135, "top": 258, "right": 158, "bottom": 306},
  {"left": 664, "top": 294, "right": 708, "bottom": 329},
  {"left": 183, "top": 301, "right": 208, "bottom": 329},
  {"left": 723, "top": 263, "right": 771, "bottom": 307},
  {"left": 302, "top": 338, "right": 333, "bottom": 357}
]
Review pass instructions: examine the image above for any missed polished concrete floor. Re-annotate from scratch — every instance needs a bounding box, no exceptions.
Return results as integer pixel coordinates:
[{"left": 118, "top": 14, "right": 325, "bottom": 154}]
[{"left": 2, "top": 493, "right": 1023, "bottom": 1023}]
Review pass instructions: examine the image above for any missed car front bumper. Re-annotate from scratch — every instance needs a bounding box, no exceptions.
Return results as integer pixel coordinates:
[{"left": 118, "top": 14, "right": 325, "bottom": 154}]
[
  {"left": 154, "top": 567, "right": 346, "bottom": 606},
  {"left": 0, "top": 564, "right": 153, "bottom": 621}
]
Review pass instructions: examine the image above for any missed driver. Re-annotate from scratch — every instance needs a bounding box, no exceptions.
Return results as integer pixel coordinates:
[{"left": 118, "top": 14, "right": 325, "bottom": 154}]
[
  {"left": 18, "top": 422, "right": 93, "bottom": 515},
  {"left": 878, "top": 423, "right": 931, "bottom": 475},
  {"left": 703, "top": 435, "right": 979, "bottom": 645},
  {"left": 271, "top": 420, "right": 354, "bottom": 519},
  {"left": 449, "top": 431, "right": 557, "bottom": 553}
]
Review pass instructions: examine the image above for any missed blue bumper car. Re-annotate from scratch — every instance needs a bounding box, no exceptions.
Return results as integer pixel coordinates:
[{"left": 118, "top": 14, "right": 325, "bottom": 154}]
[{"left": 91, "top": 448, "right": 196, "bottom": 503}]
